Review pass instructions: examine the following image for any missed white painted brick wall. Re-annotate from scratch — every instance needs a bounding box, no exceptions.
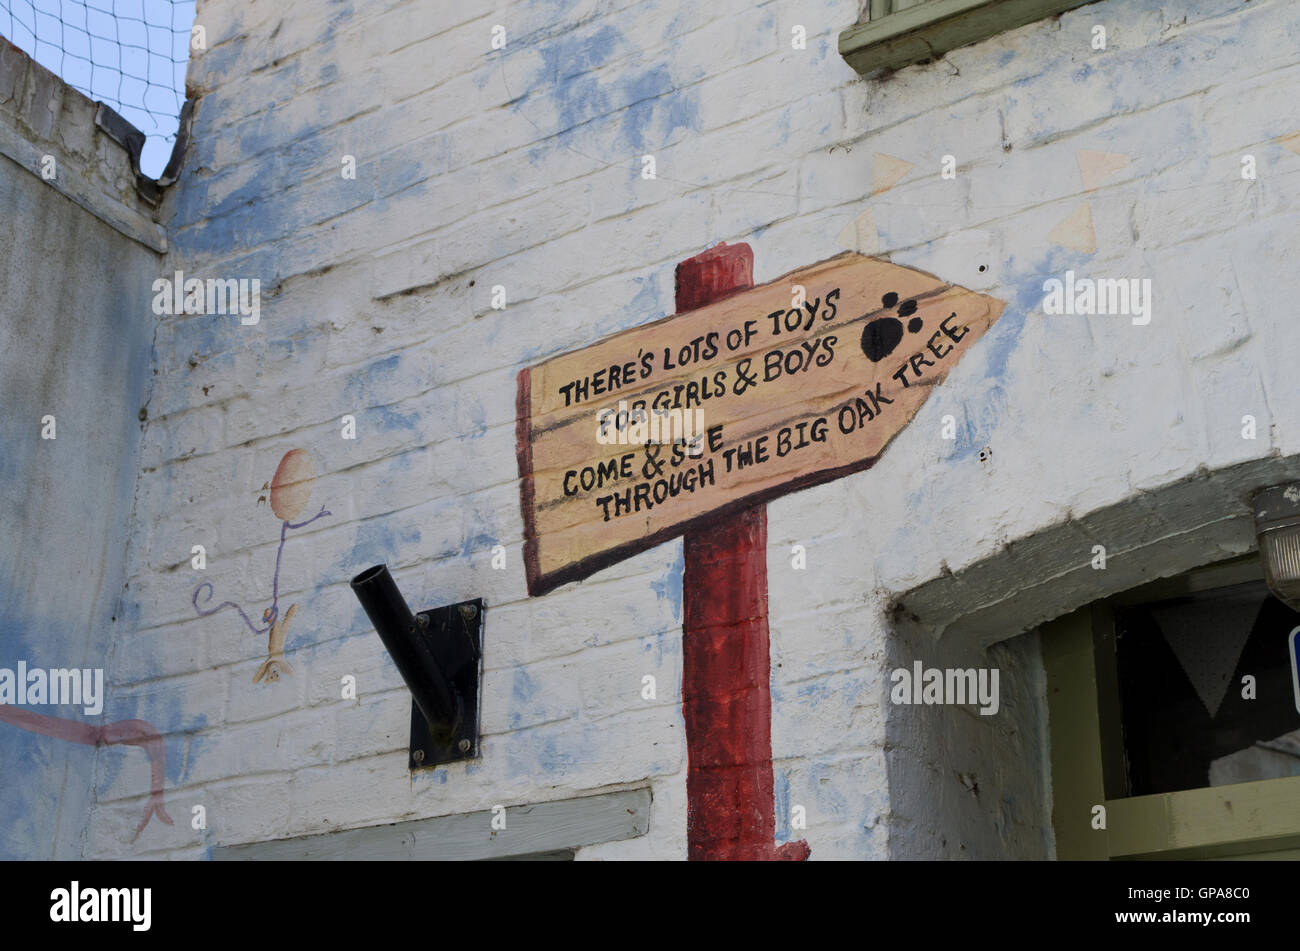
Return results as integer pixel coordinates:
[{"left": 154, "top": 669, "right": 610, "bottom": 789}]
[{"left": 85, "top": 0, "right": 1300, "bottom": 858}]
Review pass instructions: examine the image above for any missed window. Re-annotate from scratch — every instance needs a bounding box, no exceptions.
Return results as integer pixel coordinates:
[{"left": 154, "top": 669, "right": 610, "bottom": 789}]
[
  {"left": 839, "top": 0, "right": 1101, "bottom": 75},
  {"left": 1044, "top": 556, "right": 1300, "bottom": 860},
  {"left": 1113, "top": 579, "right": 1300, "bottom": 797}
]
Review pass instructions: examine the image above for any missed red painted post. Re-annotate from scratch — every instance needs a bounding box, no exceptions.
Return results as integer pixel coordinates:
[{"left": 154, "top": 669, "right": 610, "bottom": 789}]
[{"left": 676, "top": 243, "right": 810, "bottom": 861}]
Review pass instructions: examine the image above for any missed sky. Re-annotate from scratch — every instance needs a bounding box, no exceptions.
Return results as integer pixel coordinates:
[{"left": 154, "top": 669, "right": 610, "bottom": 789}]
[{"left": 2, "top": 0, "right": 196, "bottom": 177}]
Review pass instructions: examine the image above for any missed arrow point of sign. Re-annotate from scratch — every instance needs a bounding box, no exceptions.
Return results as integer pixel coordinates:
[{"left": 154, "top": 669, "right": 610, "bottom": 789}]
[{"left": 1048, "top": 202, "right": 1096, "bottom": 253}]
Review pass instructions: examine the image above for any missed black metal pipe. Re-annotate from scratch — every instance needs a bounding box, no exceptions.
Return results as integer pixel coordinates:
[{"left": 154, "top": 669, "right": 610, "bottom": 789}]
[{"left": 350, "top": 564, "right": 460, "bottom": 729}]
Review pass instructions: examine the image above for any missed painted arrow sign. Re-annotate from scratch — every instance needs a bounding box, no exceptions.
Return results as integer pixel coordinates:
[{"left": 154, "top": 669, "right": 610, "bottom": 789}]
[{"left": 517, "top": 250, "right": 1006, "bottom": 596}]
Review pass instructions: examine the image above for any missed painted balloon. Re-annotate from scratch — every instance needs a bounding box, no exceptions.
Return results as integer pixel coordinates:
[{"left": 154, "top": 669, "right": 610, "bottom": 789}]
[{"left": 270, "top": 449, "right": 316, "bottom": 522}]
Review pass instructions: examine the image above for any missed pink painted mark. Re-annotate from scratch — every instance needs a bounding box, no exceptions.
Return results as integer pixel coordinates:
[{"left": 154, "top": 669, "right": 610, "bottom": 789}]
[
  {"left": 677, "top": 243, "right": 810, "bottom": 861},
  {"left": 0, "top": 705, "right": 172, "bottom": 838}
]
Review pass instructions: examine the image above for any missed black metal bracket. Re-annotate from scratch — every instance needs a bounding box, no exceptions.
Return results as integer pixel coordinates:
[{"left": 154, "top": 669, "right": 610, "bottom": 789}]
[{"left": 408, "top": 598, "right": 483, "bottom": 770}]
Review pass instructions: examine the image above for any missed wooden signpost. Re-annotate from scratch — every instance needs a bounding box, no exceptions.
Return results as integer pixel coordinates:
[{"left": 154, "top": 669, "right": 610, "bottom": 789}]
[{"left": 516, "top": 243, "right": 1005, "bottom": 859}]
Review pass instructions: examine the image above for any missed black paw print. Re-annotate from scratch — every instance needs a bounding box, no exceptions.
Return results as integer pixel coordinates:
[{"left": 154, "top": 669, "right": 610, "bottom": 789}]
[{"left": 860, "top": 292, "right": 925, "bottom": 363}]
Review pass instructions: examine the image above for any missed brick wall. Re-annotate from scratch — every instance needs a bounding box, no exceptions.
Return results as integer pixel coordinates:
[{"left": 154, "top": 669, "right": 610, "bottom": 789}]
[{"left": 85, "top": 0, "right": 1300, "bottom": 857}]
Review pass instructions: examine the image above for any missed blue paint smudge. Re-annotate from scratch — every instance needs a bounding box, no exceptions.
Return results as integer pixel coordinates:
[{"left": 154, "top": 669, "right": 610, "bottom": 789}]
[
  {"left": 510, "top": 666, "right": 538, "bottom": 729},
  {"left": 649, "top": 548, "right": 684, "bottom": 624},
  {"left": 773, "top": 768, "right": 792, "bottom": 842}
]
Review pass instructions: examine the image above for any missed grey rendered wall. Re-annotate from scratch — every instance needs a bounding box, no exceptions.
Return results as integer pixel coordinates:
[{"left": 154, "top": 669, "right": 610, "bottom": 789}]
[{"left": 0, "top": 39, "right": 162, "bottom": 858}]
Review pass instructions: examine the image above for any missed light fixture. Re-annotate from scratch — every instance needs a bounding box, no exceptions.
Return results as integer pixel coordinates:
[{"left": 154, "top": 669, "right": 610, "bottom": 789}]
[
  {"left": 350, "top": 564, "right": 483, "bottom": 769},
  {"left": 1252, "top": 484, "right": 1300, "bottom": 611}
]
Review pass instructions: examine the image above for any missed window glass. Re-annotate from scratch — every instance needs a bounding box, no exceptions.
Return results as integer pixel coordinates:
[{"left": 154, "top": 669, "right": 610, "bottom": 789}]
[{"left": 1114, "top": 580, "right": 1300, "bottom": 796}]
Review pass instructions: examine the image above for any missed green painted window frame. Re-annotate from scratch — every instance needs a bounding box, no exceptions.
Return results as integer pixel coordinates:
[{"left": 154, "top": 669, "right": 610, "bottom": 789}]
[
  {"left": 1043, "top": 556, "right": 1300, "bottom": 860},
  {"left": 838, "top": 0, "right": 1101, "bottom": 75}
]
